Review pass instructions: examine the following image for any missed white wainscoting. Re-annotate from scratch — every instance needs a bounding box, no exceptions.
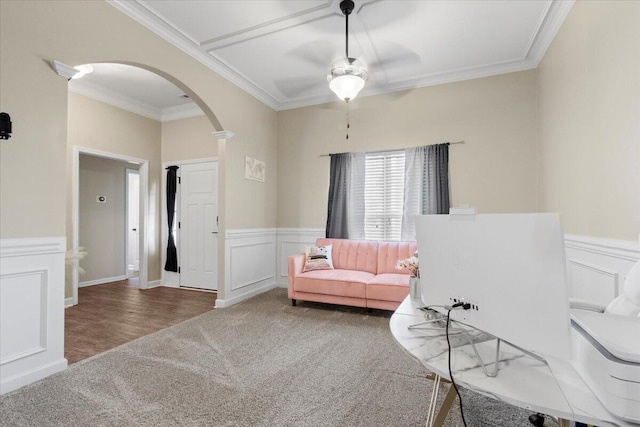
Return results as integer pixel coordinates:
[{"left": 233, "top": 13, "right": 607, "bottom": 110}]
[
  {"left": 0, "top": 237, "right": 68, "bottom": 394},
  {"left": 565, "top": 234, "right": 640, "bottom": 306},
  {"left": 216, "top": 229, "right": 277, "bottom": 308},
  {"left": 276, "top": 228, "right": 324, "bottom": 287}
]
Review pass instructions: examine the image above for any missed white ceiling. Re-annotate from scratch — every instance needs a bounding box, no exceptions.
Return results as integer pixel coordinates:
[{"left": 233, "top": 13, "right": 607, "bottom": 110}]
[
  {"left": 68, "top": 63, "right": 203, "bottom": 122},
  {"left": 99, "top": 0, "right": 573, "bottom": 112}
]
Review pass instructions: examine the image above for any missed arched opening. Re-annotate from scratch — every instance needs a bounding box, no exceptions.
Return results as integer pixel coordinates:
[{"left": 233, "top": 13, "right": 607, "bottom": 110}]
[{"left": 65, "top": 61, "right": 227, "bottom": 364}]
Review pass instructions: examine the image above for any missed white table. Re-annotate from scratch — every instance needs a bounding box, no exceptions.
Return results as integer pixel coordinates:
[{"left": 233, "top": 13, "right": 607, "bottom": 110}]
[{"left": 390, "top": 296, "right": 638, "bottom": 427}]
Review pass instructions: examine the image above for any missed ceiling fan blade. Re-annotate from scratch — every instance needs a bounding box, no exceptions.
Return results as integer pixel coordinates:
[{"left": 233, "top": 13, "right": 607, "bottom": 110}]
[
  {"left": 366, "top": 41, "right": 420, "bottom": 71},
  {"left": 274, "top": 76, "right": 327, "bottom": 98},
  {"left": 284, "top": 40, "right": 339, "bottom": 69}
]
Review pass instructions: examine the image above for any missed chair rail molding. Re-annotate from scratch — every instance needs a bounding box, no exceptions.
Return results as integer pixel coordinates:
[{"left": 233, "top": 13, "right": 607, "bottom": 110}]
[
  {"left": 0, "top": 236, "right": 67, "bottom": 395},
  {"left": 565, "top": 234, "right": 640, "bottom": 262}
]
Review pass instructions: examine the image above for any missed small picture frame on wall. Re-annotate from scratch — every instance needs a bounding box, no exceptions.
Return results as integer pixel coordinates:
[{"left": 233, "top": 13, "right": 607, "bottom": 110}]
[{"left": 245, "top": 156, "right": 265, "bottom": 182}]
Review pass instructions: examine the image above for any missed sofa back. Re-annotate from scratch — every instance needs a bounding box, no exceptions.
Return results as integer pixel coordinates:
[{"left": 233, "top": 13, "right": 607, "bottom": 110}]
[
  {"left": 377, "top": 241, "right": 418, "bottom": 274},
  {"left": 316, "top": 238, "right": 378, "bottom": 275},
  {"left": 315, "top": 238, "right": 418, "bottom": 275}
]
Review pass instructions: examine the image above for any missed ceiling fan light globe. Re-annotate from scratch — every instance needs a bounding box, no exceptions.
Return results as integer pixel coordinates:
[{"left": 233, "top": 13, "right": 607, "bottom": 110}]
[{"left": 329, "top": 74, "right": 365, "bottom": 102}]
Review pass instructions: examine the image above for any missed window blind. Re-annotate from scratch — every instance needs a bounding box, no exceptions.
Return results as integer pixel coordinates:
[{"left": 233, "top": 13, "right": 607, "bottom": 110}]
[{"left": 364, "top": 151, "right": 405, "bottom": 241}]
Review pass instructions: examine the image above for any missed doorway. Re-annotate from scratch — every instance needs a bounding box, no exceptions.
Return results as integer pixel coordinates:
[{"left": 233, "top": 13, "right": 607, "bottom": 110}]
[
  {"left": 72, "top": 146, "right": 149, "bottom": 305},
  {"left": 162, "top": 159, "right": 218, "bottom": 291},
  {"left": 126, "top": 169, "right": 140, "bottom": 278}
]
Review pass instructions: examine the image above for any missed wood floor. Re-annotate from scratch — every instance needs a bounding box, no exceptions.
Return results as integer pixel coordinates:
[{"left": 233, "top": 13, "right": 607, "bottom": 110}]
[{"left": 64, "top": 279, "right": 215, "bottom": 364}]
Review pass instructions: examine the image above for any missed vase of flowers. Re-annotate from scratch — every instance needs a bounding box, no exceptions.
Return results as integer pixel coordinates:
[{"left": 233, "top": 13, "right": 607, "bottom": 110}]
[{"left": 396, "top": 251, "right": 420, "bottom": 300}]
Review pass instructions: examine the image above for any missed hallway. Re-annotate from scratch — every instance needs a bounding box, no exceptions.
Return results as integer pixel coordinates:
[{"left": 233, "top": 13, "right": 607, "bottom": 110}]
[{"left": 65, "top": 279, "right": 215, "bottom": 364}]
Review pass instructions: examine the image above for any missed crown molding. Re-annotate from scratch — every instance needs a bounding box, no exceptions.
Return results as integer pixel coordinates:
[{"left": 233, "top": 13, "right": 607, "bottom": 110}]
[
  {"left": 527, "top": 0, "right": 575, "bottom": 67},
  {"left": 107, "top": 0, "right": 280, "bottom": 111},
  {"left": 69, "top": 79, "right": 162, "bottom": 121},
  {"left": 69, "top": 79, "right": 203, "bottom": 123},
  {"left": 51, "top": 60, "right": 79, "bottom": 79},
  {"left": 277, "top": 57, "right": 539, "bottom": 111},
  {"left": 161, "top": 103, "right": 205, "bottom": 122}
]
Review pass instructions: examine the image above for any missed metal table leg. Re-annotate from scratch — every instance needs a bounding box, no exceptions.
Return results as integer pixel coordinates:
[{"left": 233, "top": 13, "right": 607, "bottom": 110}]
[{"left": 425, "top": 374, "right": 457, "bottom": 427}]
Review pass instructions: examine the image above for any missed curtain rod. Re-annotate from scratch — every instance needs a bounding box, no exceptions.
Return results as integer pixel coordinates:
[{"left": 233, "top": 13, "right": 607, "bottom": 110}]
[{"left": 319, "top": 141, "right": 465, "bottom": 157}]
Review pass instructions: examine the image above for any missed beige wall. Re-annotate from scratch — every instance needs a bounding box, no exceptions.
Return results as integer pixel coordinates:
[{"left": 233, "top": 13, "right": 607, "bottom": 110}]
[
  {"left": 0, "top": 0, "right": 278, "bottom": 235},
  {"left": 79, "top": 155, "right": 138, "bottom": 283},
  {"left": 1, "top": 1, "right": 278, "bottom": 301},
  {"left": 538, "top": 1, "right": 640, "bottom": 241},
  {"left": 161, "top": 111, "right": 279, "bottom": 230},
  {"left": 67, "top": 93, "right": 161, "bottom": 295},
  {"left": 277, "top": 70, "right": 540, "bottom": 228},
  {"left": 0, "top": 2, "right": 68, "bottom": 238},
  {"left": 161, "top": 115, "right": 216, "bottom": 163}
]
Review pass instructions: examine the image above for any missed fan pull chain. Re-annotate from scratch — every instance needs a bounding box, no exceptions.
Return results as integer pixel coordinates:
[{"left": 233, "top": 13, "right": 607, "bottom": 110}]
[{"left": 346, "top": 100, "right": 350, "bottom": 140}]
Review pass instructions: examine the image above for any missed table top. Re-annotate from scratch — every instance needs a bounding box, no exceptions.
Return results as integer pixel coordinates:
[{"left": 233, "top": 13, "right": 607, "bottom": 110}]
[{"left": 390, "top": 296, "right": 637, "bottom": 427}]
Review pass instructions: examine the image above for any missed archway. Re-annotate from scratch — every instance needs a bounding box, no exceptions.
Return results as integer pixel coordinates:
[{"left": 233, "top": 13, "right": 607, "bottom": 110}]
[{"left": 63, "top": 61, "right": 231, "bottom": 307}]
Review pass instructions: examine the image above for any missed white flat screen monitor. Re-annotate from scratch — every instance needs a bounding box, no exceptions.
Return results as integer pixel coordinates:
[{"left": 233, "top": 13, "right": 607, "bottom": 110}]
[{"left": 416, "top": 213, "right": 571, "bottom": 360}]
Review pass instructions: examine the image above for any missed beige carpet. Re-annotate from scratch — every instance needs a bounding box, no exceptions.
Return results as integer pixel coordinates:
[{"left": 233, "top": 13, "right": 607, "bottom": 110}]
[{"left": 1, "top": 289, "right": 549, "bottom": 426}]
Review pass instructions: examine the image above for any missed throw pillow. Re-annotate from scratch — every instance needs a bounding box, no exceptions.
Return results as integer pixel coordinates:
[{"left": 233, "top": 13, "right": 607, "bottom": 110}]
[{"left": 303, "top": 245, "right": 334, "bottom": 272}]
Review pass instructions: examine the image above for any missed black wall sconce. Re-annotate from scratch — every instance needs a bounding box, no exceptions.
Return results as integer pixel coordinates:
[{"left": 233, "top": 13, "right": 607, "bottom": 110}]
[{"left": 0, "top": 113, "right": 12, "bottom": 140}]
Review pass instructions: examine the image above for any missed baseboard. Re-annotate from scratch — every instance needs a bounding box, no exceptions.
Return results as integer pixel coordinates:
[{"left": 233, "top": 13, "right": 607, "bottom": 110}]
[
  {"left": 275, "top": 282, "right": 288, "bottom": 289},
  {"left": 64, "top": 297, "right": 74, "bottom": 308},
  {"left": 215, "top": 281, "right": 276, "bottom": 308},
  {"left": 79, "top": 275, "right": 127, "bottom": 287},
  {"left": 1, "top": 358, "right": 67, "bottom": 395},
  {"left": 147, "top": 280, "right": 161, "bottom": 288}
]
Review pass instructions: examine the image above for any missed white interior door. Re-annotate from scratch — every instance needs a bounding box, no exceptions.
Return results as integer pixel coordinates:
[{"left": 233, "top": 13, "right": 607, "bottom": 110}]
[
  {"left": 126, "top": 169, "right": 140, "bottom": 277},
  {"left": 179, "top": 162, "right": 218, "bottom": 291}
]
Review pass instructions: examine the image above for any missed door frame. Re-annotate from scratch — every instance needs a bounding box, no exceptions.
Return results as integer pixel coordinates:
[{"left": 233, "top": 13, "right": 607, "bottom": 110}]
[
  {"left": 160, "top": 157, "right": 218, "bottom": 288},
  {"left": 125, "top": 168, "right": 140, "bottom": 278},
  {"left": 72, "top": 146, "right": 150, "bottom": 305}
]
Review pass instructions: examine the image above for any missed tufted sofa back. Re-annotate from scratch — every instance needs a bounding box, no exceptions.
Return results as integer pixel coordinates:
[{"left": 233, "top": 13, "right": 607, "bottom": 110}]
[
  {"left": 316, "top": 238, "right": 379, "bottom": 275},
  {"left": 377, "top": 241, "right": 418, "bottom": 274},
  {"left": 315, "top": 238, "right": 417, "bottom": 275}
]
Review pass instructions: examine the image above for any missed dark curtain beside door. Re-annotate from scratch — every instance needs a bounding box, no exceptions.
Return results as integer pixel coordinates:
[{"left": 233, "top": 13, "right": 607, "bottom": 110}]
[{"left": 164, "top": 166, "right": 179, "bottom": 272}]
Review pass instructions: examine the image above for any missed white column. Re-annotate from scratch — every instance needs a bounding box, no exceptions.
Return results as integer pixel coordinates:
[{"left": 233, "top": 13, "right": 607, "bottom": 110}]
[{"left": 213, "top": 131, "right": 234, "bottom": 307}]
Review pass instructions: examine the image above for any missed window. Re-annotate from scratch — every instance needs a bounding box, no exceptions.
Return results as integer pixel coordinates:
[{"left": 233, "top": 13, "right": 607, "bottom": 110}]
[{"left": 364, "top": 151, "right": 405, "bottom": 241}]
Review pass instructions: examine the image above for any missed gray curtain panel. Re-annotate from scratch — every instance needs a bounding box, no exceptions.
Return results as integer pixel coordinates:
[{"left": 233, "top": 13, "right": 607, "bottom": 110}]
[
  {"left": 326, "top": 153, "right": 351, "bottom": 238},
  {"left": 401, "top": 143, "right": 450, "bottom": 240},
  {"left": 425, "top": 143, "right": 450, "bottom": 215}
]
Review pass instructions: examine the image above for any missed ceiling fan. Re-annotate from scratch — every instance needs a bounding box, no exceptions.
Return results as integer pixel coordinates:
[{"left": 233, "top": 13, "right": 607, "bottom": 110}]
[{"left": 327, "top": 0, "right": 368, "bottom": 103}]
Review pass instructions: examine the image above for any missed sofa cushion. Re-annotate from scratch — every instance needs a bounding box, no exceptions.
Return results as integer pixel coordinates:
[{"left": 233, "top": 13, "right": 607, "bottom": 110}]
[
  {"left": 377, "top": 241, "right": 418, "bottom": 274},
  {"left": 294, "top": 269, "right": 374, "bottom": 299},
  {"left": 366, "top": 273, "right": 410, "bottom": 302},
  {"left": 316, "top": 238, "right": 378, "bottom": 275}
]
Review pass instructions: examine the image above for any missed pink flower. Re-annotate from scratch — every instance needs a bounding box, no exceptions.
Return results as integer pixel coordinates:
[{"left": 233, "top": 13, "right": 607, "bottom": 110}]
[{"left": 396, "top": 252, "right": 419, "bottom": 277}]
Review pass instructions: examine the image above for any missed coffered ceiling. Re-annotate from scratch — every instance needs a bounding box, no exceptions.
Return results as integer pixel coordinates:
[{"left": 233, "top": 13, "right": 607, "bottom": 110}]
[{"left": 108, "top": 0, "right": 574, "bottom": 111}]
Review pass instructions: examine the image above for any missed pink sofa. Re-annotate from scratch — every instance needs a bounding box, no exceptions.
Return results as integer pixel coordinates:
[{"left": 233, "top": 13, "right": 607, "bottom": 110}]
[{"left": 288, "top": 238, "right": 418, "bottom": 311}]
